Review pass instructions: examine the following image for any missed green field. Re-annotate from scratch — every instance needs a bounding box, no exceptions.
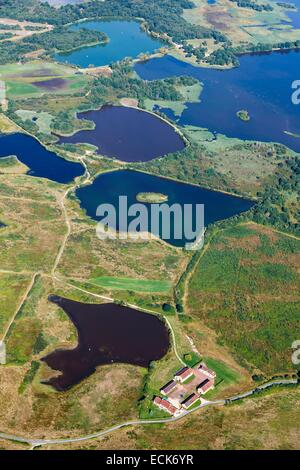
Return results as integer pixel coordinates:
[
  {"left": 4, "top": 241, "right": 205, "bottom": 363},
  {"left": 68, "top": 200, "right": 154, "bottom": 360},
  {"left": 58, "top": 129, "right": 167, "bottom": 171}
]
[
  {"left": 143, "top": 82, "right": 202, "bottom": 117},
  {"left": 16, "top": 110, "right": 53, "bottom": 134},
  {"left": 40, "top": 385, "right": 300, "bottom": 450},
  {"left": 89, "top": 276, "right": 172, "bottom": 293}
]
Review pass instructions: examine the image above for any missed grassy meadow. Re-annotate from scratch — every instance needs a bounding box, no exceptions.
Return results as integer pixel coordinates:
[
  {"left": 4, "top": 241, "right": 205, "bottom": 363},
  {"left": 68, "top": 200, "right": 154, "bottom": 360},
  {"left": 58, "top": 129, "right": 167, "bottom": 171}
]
[
  {"left": 0, "top": 114, "right": 18, "bottom": 133},
  {"left": 188, "top": 222, "right": 300, "bottom": 376}
]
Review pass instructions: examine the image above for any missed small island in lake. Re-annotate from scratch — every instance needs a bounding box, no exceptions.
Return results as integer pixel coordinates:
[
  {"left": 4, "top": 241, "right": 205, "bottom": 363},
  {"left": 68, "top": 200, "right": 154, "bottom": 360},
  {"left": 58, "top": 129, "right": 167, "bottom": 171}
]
[
  {"left": 237, "top": 110, "right": 250, "bottom": 122},
  {"left": 136, "top": 192, "right": 169, "bottom": 203}
]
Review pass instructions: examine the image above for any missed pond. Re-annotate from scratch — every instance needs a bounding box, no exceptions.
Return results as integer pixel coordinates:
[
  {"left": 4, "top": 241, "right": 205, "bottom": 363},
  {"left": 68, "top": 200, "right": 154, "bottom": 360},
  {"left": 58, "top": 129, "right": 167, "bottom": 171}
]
[
  {"left": 135, "top": 51, "right": 300, "bottom": 153},
  {"left": 0, "top": 133, "right": 84, "bottom": 183},
  {"left": 76, "top": 169, "right": 254, "bottom": 247},
  {"left": 54, "top": 20, "right": 164, "bottom": 68},
  {"left": 59, "top": 105, "right": 186, "bottom": 162},
  {"left": 42, "top": 295, "right": 170, "bottom": 391}
]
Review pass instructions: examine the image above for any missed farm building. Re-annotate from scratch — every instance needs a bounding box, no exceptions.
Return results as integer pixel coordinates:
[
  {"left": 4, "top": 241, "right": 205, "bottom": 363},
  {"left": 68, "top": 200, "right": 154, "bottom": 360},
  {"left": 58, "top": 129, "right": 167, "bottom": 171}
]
[
  {"left": 174, "top": 367, "right": 194, "bottom": 383},
  {"left": 197, "top": 378, "right": 214, "bottom": 395},
  {"left": 181, "top": 393, "right": 200, "bottom": 410}
]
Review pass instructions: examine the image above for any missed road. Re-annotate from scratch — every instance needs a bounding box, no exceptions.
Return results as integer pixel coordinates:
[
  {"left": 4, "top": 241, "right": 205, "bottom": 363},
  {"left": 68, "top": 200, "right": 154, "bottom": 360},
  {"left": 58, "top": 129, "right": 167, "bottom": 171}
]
[{"left": 0, "top": 379, "right": 297, "bottom": 448}]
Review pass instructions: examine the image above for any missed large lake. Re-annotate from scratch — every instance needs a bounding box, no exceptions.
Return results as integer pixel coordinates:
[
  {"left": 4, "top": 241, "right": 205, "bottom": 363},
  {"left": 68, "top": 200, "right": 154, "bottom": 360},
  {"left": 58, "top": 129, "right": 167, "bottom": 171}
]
[
  {"left": 0, "top": 133, "right": 84, "bottom": 183},
  {"left": 76, "top": 169, "right": 254, "bottom": 247},
  {"left": 55, "top": 20, "right": 164, "bottom": 68},
  {"left": 42, "top": 295, "right": 170, "bottom": 391},
  {"left": 59, "top": 105, "right": 185, "bottom": 162},
  {"left": 135, "top": 51, "right": 300, "bottom": 153}
]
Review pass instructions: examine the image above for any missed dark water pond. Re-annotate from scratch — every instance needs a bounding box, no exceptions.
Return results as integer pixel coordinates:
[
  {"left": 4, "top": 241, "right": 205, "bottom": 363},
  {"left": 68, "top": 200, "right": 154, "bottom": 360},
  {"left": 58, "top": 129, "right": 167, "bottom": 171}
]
[
  {"left": 135, "top": 51, "right": 300, "bottom": 153},
  {"left": 59, "top": 105, "right": 185, "bottom": 162},
  {"left": 76, "top": 169, "right": 254, "bottom": 247},
  {"left": 54, "top": 20, "right": 164, "bottom": 68},
  {"left": 42, "top": 295, "right": 170, "bottom": 391},
  {"left": 0, "top": 133, "right": 84, "bottom": 183}
]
